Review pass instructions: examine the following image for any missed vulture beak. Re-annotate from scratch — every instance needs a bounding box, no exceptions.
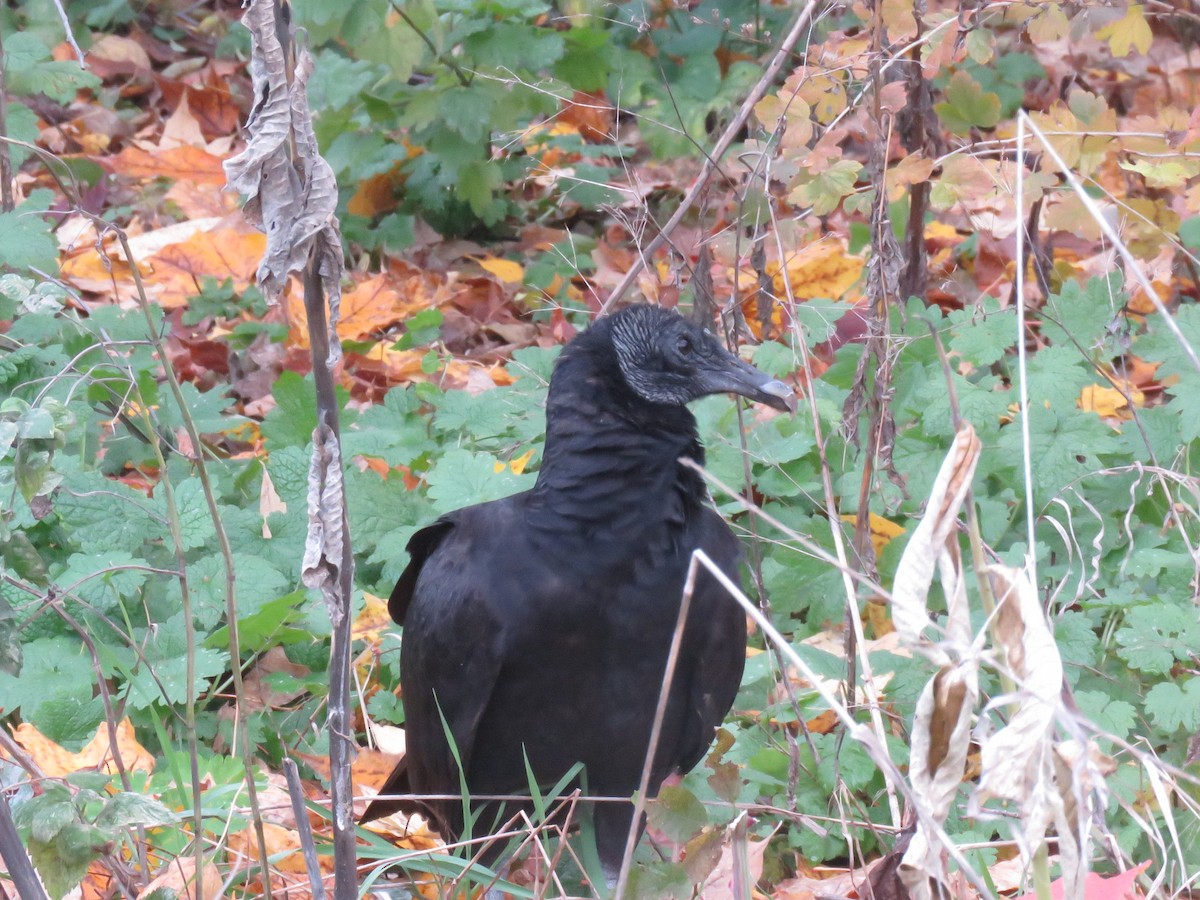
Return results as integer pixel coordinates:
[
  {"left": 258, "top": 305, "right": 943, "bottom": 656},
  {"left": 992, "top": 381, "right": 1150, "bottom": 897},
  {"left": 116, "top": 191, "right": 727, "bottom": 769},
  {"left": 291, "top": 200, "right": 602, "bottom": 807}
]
[{"left": 700, "top": 351, "right": 797, "bottom": 414}]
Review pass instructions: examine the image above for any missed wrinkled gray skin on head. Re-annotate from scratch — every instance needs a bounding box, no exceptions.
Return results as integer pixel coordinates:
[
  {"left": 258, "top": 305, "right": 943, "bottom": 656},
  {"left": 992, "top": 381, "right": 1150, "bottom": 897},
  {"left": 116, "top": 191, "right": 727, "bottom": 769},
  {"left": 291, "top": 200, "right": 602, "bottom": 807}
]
[{"left": 609, "top": 305, "right": 795, "bottom": 412}]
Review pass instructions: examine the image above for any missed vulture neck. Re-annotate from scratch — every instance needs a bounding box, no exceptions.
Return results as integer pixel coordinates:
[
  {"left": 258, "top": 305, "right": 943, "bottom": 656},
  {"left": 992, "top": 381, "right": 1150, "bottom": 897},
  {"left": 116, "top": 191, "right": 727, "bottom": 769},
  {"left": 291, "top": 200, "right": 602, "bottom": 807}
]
[{"left": 531, "top": 338, "right": 708, "bottom": 531}]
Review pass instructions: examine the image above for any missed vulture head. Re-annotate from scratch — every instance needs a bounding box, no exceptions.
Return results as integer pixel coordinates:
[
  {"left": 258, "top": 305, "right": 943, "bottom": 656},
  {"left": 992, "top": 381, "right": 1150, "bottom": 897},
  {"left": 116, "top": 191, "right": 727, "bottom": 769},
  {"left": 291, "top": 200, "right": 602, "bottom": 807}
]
[{"left": 608, "top": 304, "right": 796, "bottom": 413}]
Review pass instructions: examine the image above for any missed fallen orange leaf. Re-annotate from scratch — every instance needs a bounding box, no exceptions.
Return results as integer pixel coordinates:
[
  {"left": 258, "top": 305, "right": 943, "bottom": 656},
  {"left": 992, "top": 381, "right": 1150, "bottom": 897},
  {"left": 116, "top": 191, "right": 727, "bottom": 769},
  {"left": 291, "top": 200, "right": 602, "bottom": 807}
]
[
  {"left": 107, "top": 144, "right": 228, "bottom": 185},
  {"left": 10, "top": 719, "right": 154, "bottom": 777},
  {"left": 287, "top": 270, "right": 440, "bottom": 347},
  {"left": 152, "top": 229, "right": 267, "bottom": 308}
]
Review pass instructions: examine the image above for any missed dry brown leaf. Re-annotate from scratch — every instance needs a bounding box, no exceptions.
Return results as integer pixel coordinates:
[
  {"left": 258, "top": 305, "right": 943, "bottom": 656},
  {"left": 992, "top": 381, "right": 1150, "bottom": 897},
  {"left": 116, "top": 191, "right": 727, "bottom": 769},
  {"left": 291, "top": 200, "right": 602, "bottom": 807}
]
[
  {"left": 885, "top": 152, "right": 935, "bottom": 202},
  {"left": 259, "top": 466, "right": 287, "bottom": 538},
  {"left": 138, "top": 855, "right": 224, "bottom": 900},
  {"left": 242, "top": 646, "right": 310, "bottom": 710},
  {"left": 170, "top": 82, "right": 244, "bottom": 142},
  {"left": 891, "top": 423, "right": 981, "bottom": 653},
  {"left": 160, "top": 91, "right": 209, "bottom": 149},
  {"left": 368, "top": 722, "right": 406, "bottom": 756},
  {"left": 227, "top": 822, "right": 326, "bottom": 898},
  {"left": 60, "top": 222, "right": 263, "bottom": 306},
  {"left": 738, "top": 239, "right": 864, "bottom": 336},
  {"left": 698, "top": 816, "right": 774, "bottom": 900},
  {"left": 775, "top": 857, "right": 887, "bottom": 899},
  {"left": 88, "top": 34, "right": 153, "bottom": 77},
  {"left": 80, "top": 859, "right": 116, "bottom": 900}
]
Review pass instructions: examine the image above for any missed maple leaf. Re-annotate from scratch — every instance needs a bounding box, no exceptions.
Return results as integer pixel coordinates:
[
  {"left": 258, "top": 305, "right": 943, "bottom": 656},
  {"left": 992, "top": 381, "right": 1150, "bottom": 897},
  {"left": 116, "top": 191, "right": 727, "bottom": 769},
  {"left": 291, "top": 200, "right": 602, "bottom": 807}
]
[
  {"left": 1096, "top": 4, "right": 1153, "bottom": 57},
  {"left": 935, "top": 70, "right": 1001, "bottom": 134}
]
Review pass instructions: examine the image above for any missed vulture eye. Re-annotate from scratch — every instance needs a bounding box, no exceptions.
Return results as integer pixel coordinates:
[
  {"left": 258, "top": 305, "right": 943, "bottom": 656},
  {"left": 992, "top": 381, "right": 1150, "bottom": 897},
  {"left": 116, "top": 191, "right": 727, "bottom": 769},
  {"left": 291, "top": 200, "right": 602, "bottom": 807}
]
[{"left": 676, "top": 335, "right": 693, "bottom": 356}]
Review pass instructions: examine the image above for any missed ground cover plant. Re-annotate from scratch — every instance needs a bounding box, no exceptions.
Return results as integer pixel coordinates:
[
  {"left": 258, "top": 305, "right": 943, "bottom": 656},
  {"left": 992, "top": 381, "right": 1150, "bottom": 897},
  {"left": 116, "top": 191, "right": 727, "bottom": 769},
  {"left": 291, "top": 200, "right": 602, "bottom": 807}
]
[{"left": 1, "top": 0, "right": 1199, "bottom": 897}]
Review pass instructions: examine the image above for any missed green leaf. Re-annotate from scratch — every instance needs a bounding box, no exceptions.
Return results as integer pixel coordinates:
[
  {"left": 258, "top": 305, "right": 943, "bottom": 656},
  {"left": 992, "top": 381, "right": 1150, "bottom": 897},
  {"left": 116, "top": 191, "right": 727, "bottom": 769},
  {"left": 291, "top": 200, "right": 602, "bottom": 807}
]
[
  {"left": 171, "top": 477, "right": 217, "bottom": 551},
  {"left": 1053, "top": 611, "right": 1100, "bottom": 670},
  {"left": 54, "top": 470, "right": 166, "bottom": 553},
  {"left": 123, "top": 613, "right": 226, "bottom": 708},
  {"left": 4, "top": 33, "right": 101, "bottom": 102},
  {"left": 1115, "top": 604, "right": 1200, "bottom": 674},
  {"left": 817, "top": 738, "right": 878, "bottom": 791},
  {"left": 262, "top": 371, "right": 349, "bottom": 450},
  {"left": 432, "top": 386, "right": 529, "bottom": 443},
  {"left": 1023, "top": 344, "right": 1094, "bottom": 411},
  {"left": 15, "top": 783, "right": 76, "bottom": 843},
  {"left": 1145, "top": 678, "right": 1200, "bottom": 734},
  {"left": 424, "top": 448, "right": 535, "bottom": 514},
  {"left": 935, "top": 70, "right": 1001, "bottom": 134},
  {"left": 31, "top": 696, "right": 105, "bottom": 746},
  {"left": 0, "top": 197, "right": 58, "bottom": 274},
  {"left": 457, "top": 160, "right": 503, "bottom": 219},
  {"left": 1073, "top": 689, "right": 1136, "bottom": 740},
  {"left": 441, "top": 86, "right": 495, "bottom": 144},
  {"left": 788, "top": 160, "right": 862, "bottom": 216},
  {"left": 265, "top": 444, "right": 312, "bottom": 507},
  {"left": 56, "top": 550, "right": 149, "bottom": 611},
  {"left": 185, "top": 553, "right": 290, "bottom": 630},
  {"left": 555, "top": 27, "right": 613, "bottom": 91},
  {"left": 996, "top": 406, "right": 1118, "bottom": 500},
  {"left": 464, "top": 24, "right": 563, "bottom": 70},
  {"left": 947, "top": 302, "right": 1015, "bottom": 367},
  {"left": 347, "top": 468, "right": 427, "bottom": 549},
  {"left": 206, "top": 589, "right": 310, "bottom": 653},
  {"left": 94, "top": 792, "right": 178, "bottom": 829},
  {"left": 1040, "top": 275, "right": 1124, "bottom": 352},
  {"left": 367, "top": 688, "right": 405, "bottom": 725},
  {"left": 646, "top": 784, "right": 707, "bottom": 843},
  {"left": 0, "top": 637, "right": 93, "bottom": 719}
]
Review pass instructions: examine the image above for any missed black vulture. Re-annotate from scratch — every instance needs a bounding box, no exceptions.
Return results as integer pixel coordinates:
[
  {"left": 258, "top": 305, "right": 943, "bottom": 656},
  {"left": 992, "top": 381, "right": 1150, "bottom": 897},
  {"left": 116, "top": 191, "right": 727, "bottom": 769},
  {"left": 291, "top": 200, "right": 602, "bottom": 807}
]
[{"left": 363, "top": 303, "right": 794, "bottom": 886}]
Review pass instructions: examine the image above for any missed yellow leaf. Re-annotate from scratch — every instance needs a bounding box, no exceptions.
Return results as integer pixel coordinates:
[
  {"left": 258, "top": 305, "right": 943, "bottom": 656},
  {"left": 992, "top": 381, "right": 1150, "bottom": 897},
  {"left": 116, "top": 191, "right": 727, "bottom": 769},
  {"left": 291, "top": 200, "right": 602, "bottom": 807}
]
[
  {"left": 881, "top": 0, "right": 916, "bottom": 41},
  {"left": 779, "top": 240, "right": 864, "bottom": 300},
  {"left": 352, "top": 591, "right": 394, "bottom": 641},
  {"left": 1027, "top": 3, "right": 1069, "bottom": 43},
  {"left": 924, "top": 220, "right": 960, "bottom": 241},
  {"left": 1096, "top": 4, "right": 1152, "bottom": 57},
  {"left": 509, "top": 449, "right": 535, "bottom": 475},
  {"left": 494, "top": 449, "right": 535, "bottom": 475},
  {"left": 840, "top": 512, "right": 906, "bottom": 557},
  {"left": 478, "top": 256, "right": 525, "bottom": 284},
  {"left": 1079, "top": 382, "right": 1143, "bottom": 419}
]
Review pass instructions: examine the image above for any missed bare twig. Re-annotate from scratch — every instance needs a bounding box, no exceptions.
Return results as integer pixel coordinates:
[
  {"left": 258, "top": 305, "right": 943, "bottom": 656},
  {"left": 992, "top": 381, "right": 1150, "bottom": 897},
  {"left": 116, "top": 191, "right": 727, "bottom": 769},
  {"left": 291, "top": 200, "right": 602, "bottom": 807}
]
[
  {"left": 283, "top": 758, "right": 328, "bottom": 900},
  {"left": 0, "top": 791, "right": 48, "bottom": 900},
  {"left": 612, "top": 550, "right": 701, "bottom": 900},
  {"left": 0, "top": 26, "right": 14, "bottom": 212}
]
